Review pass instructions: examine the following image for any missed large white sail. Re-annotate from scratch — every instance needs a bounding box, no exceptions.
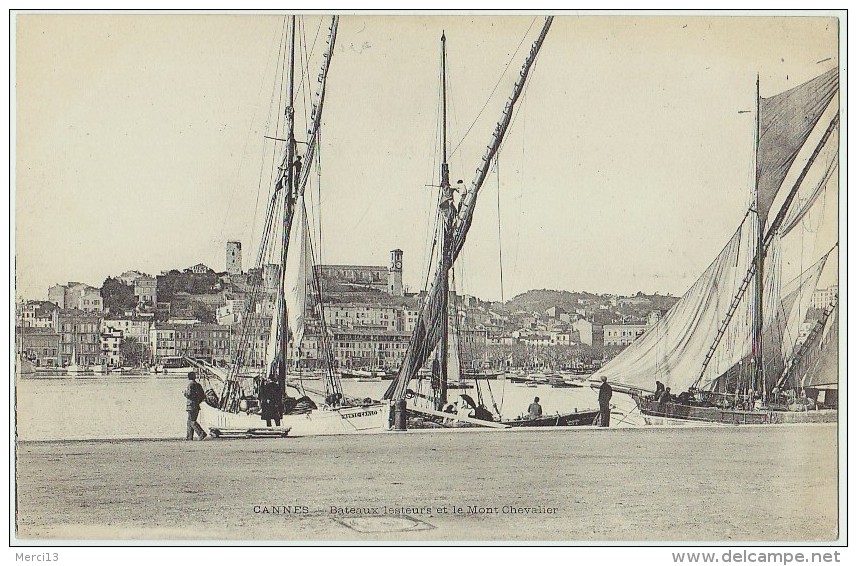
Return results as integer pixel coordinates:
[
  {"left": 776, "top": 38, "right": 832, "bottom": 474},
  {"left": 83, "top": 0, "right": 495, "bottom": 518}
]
[
  {"left": 264, "top": 292, "right": 282, "bottom": 373},
  {"left": 591, "top": 213, "right": 760, "bottom": 393}
]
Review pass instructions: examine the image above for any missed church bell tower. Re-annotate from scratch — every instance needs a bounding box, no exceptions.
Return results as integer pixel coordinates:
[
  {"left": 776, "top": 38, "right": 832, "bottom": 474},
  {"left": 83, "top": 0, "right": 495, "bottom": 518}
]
[{"left": 389, "top": 249, "right": 403, "bottom": 296}]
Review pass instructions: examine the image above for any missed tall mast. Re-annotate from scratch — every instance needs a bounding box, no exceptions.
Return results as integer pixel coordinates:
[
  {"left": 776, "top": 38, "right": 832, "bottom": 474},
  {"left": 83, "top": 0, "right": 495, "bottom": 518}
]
[
  {"left": 386, "top": 17, "right": 553, "bottom": 402},
  {"left": 278, "top": 16, "right": 297, "bottom": 386},
  {"left": 438, "top": 31, "right": 452, "bottom": 408},
  {"left": 752, "top": 74, "right": 764, "bottom": 397}
]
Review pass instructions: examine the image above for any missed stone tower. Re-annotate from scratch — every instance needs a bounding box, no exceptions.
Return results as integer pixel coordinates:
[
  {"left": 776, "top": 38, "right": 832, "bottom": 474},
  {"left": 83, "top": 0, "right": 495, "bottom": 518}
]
[
  {"left": 388, "top": 249, "right": 403, "bottom": 297},
  {"left": 226, "top": 241, "right": 242, "bottom": 275}
]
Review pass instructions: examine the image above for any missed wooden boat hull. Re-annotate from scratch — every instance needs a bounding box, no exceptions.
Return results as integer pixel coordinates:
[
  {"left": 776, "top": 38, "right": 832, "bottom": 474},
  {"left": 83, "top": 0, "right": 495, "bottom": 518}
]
[
  {"left": 462, "top": 371, "right": 504, "bottom": 380},
  {"left": 632, "top": 393, "right": 771, "bottom": 425},
  {"left": 502, "top": 409, "right": 600, "bottom": 427},
  {"left": 198, "top": 401, "right": 390, "bottom": 437}
]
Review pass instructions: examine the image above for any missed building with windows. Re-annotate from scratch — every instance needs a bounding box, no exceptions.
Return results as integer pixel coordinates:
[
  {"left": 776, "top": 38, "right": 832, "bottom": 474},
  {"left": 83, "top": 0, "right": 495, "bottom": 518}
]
[
  {"left": 323, "top": 304, "right": 399, "bottom": 331},
  {"left": 101, "top": 317, "right": 153, "bottom": 350},
  {"left": 134, "top": 276, "right": 157, "bottom": 307},
  {"left": 332, "top": 327, "right": 412, "bottom": 369},
  {"left": 812, "top": 285, "right": 838, "bottom": 310},
  {"left": 16, "top": 300, "right": 59, "bottom": 328},
  {"left": 56, "top": 310, "right": 103, "bottom": 366},
  {"left": 16, "top": 327, "right": 61, "bottom": 368},
  {"left": 100, "top": 326, "right": 123, "bottom": 367},
  {"left": 48, "top": 282, "right": 103, "bottom": 312},
  {"left": 216, "top": 298, "right": 248, "bottom": 326},
  {"left": 150, "top": 325, "right": 178, "bottom": 359},
  {"left": 172, "top": 323, "right": 232, "bottom": 363},
  {"left": 603, "top": 323, "right": 649, "bottom": 347}
]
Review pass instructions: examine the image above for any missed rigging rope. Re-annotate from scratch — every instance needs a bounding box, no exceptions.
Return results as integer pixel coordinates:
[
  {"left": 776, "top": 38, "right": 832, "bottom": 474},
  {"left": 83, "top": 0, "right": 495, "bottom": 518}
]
[{"left": 449, "top": 17, "right": 537, "bottom": 158}]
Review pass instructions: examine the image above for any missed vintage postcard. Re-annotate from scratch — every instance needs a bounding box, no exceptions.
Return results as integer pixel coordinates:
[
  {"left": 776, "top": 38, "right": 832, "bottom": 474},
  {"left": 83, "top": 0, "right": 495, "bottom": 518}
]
[{"left": 11, "top": 9, "right": 844, "bottom": 551}]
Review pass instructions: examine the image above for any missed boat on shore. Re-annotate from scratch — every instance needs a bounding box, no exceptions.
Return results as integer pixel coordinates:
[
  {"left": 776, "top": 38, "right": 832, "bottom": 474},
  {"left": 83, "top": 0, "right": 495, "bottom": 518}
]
[
  {"left": 154, "top": 356, "right": 195, "bottom": 375},
  {"left": 503, "top": 408, "right": 600, "bottom": 427}
]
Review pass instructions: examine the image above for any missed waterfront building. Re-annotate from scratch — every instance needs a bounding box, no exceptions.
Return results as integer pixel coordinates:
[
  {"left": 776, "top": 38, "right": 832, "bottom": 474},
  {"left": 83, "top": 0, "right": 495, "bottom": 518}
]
[
  {"left": 332, "top": 327, "right": 411, "bottom": 368},
  {"left": 100, "top": 326, "right": 123, "bottom": 367},
  {"left": 172, "top": 323, "right": 232, "bottom": 364},
  {"left": 101, "top": 317, "right": 153, "bottom": 349},
  {"left": 56, "top": 309, "right": 103, "bottom": 367},
  {"left": 322, "top": 303, "right": 398, "bottom": 331},
  {"left": 550, "top": 330, "right": 577, "bottom": 347},
  {"left": 150, "top": 325, "right": 178, "bottom": 359},
  {"left": 16, "top": 327, "right": 61, "bottom": 368},
  {"left": 47, "top": 284, "right": 66, "bottom": 309}
]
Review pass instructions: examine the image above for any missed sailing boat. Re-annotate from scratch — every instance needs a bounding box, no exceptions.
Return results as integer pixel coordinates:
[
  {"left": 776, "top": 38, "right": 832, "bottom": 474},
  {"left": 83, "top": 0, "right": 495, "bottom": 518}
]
[
  {"left": 196, "top": 15, "right": 389, "bottom": 437},
  {"left": 382, "top": 18, "right": 599, "bottom": 430},
  {"left": 591, "top": 68, "right": 840, "bottom": 425}
]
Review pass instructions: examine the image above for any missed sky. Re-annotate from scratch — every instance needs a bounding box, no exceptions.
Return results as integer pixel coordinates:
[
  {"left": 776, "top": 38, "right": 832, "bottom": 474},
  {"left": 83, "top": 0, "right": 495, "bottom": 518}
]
[{"left": 14, "top": 13, "right": 841, "bottom": 302}]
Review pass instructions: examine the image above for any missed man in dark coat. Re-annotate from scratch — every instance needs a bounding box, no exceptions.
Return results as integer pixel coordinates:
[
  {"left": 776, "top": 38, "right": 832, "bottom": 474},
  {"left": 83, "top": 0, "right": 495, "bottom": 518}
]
[
  {"left": 184, "top": 371, "right": 207, "bottom": 440},
  {"left": 260, "top": 377, "right": 284, "bottom": 427},
  {"left": 598, "top": 376, "right": 613, "bottom": 427}
]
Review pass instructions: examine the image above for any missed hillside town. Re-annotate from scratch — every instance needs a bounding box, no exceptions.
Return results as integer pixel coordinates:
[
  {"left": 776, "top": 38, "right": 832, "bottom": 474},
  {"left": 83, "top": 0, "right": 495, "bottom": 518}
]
[{"left": 15, "top": 241, "right": 836, "bottom": 375}]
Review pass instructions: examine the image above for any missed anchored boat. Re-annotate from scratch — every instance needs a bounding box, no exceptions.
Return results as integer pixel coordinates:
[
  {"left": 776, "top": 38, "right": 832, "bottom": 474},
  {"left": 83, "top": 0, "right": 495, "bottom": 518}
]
[{"left": 591, "top": 68, "right": 839, "bottom": 425}]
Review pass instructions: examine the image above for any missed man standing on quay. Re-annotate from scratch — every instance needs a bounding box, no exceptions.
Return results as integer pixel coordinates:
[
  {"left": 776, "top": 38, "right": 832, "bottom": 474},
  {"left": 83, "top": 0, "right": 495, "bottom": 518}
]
[
  {"left": 185, "top": 371, "right": 208, "bottom": 440},
  {"left": 598, "top": 376, "right": 612, "bottom": 427}
]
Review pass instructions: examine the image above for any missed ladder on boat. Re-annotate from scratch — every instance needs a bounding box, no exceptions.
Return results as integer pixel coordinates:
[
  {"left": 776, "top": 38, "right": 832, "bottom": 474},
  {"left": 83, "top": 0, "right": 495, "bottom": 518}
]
[{"left": 696, "top": 261, "right": 758, "bottom": 386}]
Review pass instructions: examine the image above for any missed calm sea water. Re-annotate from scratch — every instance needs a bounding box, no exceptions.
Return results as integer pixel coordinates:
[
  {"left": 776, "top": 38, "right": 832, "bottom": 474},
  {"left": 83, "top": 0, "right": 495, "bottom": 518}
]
[{"left": 14, "top": 375, "right": 614, "bottom": 441}]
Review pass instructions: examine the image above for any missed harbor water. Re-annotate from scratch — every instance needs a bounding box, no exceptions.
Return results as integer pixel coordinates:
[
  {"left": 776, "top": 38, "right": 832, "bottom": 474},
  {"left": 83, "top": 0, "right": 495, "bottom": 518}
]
[{"left": 14, "top": 374, "right": 614, "bottom": 442}]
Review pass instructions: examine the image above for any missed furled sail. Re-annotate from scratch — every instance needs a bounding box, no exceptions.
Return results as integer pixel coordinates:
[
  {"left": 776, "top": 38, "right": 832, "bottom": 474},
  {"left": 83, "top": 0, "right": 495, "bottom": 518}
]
[
  {"left": 447, "top": 313, "right": 461, "bottom": 383},
  {"left": 385, "top": 17, "right": 553, "bottom": 401},
  {"left": 265, "top": 292, "right": 282, "bottom": 373},
  {"left": 756, "top": 68, "right": 838, "bottom": 228},
  {"left": 283, "top": 198, "right": 313, "bottom": 350},
  {"left": 590, "top": 213, "right": 759, "bottom": 393}
]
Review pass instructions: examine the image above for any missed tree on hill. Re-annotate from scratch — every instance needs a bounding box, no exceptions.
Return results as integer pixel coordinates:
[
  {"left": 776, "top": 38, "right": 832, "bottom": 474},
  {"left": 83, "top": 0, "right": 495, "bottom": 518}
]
[
  {"left": 101, "top": 277, "right": 137, "bottom": 315},
  {"left": 191, "top": 302, "right": 216, "bottom": 324},
  {"left": 505, "top": 289, "right": 583, "bottom": 315}
]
